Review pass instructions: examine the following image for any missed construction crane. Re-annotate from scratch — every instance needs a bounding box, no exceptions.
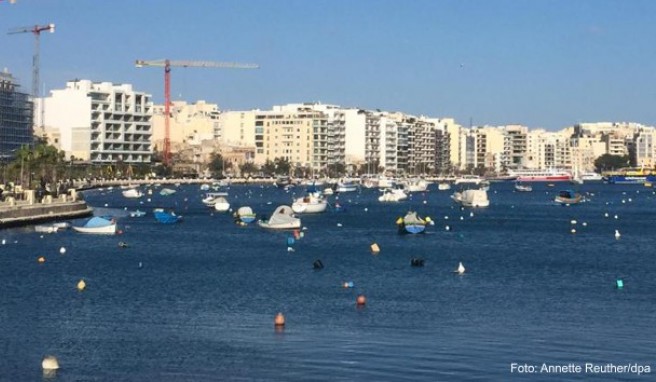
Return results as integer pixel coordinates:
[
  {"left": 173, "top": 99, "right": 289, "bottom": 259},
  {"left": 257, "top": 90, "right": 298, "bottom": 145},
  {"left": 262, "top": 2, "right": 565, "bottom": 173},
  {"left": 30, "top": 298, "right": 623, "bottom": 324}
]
[
  {"left": 135, "top": 59, "right": 259, "bottom": 166},
  {"left": 8, "top": 23, "right": 56, "bottom": 131}
]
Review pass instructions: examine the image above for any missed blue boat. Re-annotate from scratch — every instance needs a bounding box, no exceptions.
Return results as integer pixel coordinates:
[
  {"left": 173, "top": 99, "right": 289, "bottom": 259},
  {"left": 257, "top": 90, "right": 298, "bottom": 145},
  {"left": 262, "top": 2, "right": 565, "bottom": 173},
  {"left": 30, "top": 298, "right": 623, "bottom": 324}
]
[
  {"left": 396, "top": 211, "right": 427, "bottom": 234},
  {"left": 604, "top": 168, "right": 656, "bottom": 184},
  {"left": 154, "top": 210, "right": 182, "bottom": 224}
]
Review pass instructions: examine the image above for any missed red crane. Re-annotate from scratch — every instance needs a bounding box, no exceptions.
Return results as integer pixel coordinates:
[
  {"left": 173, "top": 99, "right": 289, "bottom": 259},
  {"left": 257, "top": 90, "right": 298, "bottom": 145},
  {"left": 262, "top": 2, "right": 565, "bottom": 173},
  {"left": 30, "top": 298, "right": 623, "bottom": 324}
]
[{"left": 135, "top": 59, "right": 258, "bottom": 166}]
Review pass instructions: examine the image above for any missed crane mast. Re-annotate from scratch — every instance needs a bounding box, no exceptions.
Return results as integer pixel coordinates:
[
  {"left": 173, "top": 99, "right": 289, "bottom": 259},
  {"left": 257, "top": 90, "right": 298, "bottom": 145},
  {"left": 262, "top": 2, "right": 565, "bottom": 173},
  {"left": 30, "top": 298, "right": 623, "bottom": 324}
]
[
  {"left": 8, "top": 23, "right": 56, "bottom": 132},
  {"left": 135, "top": 59, "right": 258, "bottom": 167}
]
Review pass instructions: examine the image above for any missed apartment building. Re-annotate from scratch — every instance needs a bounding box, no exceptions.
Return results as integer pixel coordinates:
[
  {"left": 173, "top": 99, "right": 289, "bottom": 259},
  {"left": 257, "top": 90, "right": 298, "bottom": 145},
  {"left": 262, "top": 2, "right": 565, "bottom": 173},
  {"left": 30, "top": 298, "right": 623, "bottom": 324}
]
[
  {"left": 152, "top": 100, "right": 219, "bottom": 150},
  {"left": 43, "top": 80, "right": 152, "bottom": 163},
  {"left": 0, "top": 69, "right": 33, "bottom": 160}
]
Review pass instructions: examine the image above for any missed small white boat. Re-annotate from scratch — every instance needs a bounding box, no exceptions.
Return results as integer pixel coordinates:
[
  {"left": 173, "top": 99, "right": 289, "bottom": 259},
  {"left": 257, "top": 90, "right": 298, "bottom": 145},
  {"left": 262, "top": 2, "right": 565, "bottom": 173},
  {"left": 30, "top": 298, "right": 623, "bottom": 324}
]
[
  {"left": 454, "top": 175, "right": 482, "bottom": 185},
  {"left": 129, "top": 210, "right": 146, "bottom": 217},
  {"left": 258, "top": 205, "right": 301, "bottom": 229},
  {"left": 73, "top": 217, "right": 117, "bottom": 235},
  {"left": 378, "top": 188, "right": 407, "bottom": 202},
  {"left": 214, "top": 197, "right": 231, "bottom": 212},
  {"left": 514, "top": 182, "right": 533, "bottom": 192},
  {"left": 159, "top": 188, "right": 176, "bottom": 196},
  {"left": 402, "top": 178, "right": 429, "bottom": 193},
  {"left": 437, "top": 182, "right": 451, "bottom": 191},
  {"left": 52, "top": 222, "right": 71, "bottom": 230},
  {"left": 35, "top": 224, "right": 59, "bottom": 233},
  {"left": 322, "top": 188, "right": 334, "bottom": 195},
  {"left": 122, "top": 188, "right": 143, "bottom": 198},
  {"left": 291, "top": 192, "right": 327, "bottom": 213},
  {"left": 451, "top": 189, "right": 489, "bottom": 207},
  {"left": 336, "top": 181, "right": 358, "bottom": 193},
  {"left": 202, "top": 192, "right": 229, "bottom": 206}
]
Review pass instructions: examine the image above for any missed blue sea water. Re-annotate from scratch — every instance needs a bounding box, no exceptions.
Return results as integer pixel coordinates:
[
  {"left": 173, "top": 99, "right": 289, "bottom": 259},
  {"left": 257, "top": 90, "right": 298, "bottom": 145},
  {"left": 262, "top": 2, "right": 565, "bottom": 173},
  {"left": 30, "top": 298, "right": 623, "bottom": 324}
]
[{"left": 1, "top": 182, "right": 655, "bottom": 381}]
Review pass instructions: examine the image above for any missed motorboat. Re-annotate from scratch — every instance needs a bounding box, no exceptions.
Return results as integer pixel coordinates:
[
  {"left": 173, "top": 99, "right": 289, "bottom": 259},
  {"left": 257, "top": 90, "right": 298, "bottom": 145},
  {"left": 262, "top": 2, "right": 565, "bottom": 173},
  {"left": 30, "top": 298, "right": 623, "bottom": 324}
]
[
  {"left": 451, "top": 189, "right": 489, "bottom": 207},
  {"left": 396, "top": 211, "right": 428, "bottom": 234},
  {"left": 514, "top": 182, "right": 533, "bottom": 192},
  {"left": 454, "top": 175, "right": 483, "bottom": 185},
  {"left": 214, "top": 197, "right": 231, "bottom": 212},
  {"left": 235, "top": 206, "right": 256, "bottom": 224},
  {"left": 258, "top": 205, "right": 301, "bottom": 230},
  {"left": 336, "top": 181, "right": 358, "bottom": 193},
  {"left": 202, "top": 192, "right": 229, "bottom": 206},
  {"left": 154, "top": 209, "right": 182, "bottom": 224},
  {"left": 402, "top": 178, "right": 429, "bottom": 192},
  {"left": 378, "top": 188, "right": 407, "bottom": 202},
  {"left": 159, "top": 188, "right": 176, "bottom": 196},
  {"left": 73, "top": 216, "right": 117, "bottom": 234},
  {"left": 437, "top": 182, "right": 451, "bottom": 191},
  {"left": 291, "top": 192, "right": 327, "bottom": 213},
  {"left": 35, "top": 224, "right": 59, "bottom": 233},
  {"left": 554, "top": 189, "right": 583, "bottom": 205},
  {"left": 274, "top": 176, "right": 292, "bottom": 188},
  {"left": 122, "top": 188, "right": 143, "bottom": 198}
]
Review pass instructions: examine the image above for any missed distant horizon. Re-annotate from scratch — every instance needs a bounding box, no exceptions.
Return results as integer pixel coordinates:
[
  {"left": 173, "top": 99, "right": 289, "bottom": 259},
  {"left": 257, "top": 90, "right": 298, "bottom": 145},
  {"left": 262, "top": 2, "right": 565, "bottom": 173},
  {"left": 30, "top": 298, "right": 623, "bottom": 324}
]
[{"left": 3, "top": 0, "right": 655, "bottom": 131}]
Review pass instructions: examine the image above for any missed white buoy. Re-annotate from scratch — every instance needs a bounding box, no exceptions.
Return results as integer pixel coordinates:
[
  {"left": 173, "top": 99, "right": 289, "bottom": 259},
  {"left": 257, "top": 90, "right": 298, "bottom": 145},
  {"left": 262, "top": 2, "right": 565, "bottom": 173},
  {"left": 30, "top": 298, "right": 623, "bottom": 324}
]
[
  {"left": 364, "top": 207, "right": 368, "bottom": 212},
  {"left": 444, "top": 216, "right": 449, "bottom": 220},
  {"left": 460, "top": 216, "right": 464, "bottom": 220},
  {"left": 614, "top": 215, "right": 619, "bottom": 219},
  {"left": 59, "top": 247, "right": 66, "bottom": 255},
  {"left": 423, "top": 200, "right": 427, "bottom": 204},
  {"left": 1, "top": 239, "right": 5, "bottom": 245},
  {"left": 287, "top": 247, "right": 295, "bottom": 252},
  {"left": 469, "top": 212, "right": 474, "bottom": 217},
  {"left": 604, "top": 213, "right": 609, "bottom": 218},
  {"left": 628, "top": 198, "right": 632, "bottom": 202},
  {"left": 615, "top": 230, "right": 621, "bottom": 239},
  {"left": 455, "top": 262, "right": 465, "bottom": 275},
  {"left": 337, "top": 223, "right": 342, "bottom": 227},
  {"left": 570, "top": 220, "right": 577, "bottom": 225},
  {"left": 42, "top": 355, "right": 59, "bottom": 371},
  {"left": 445, "top": 225, "right": 450, "bottom": 231},
  {"left": 582, "top": 222, "right": 588, "bottom": 227}
]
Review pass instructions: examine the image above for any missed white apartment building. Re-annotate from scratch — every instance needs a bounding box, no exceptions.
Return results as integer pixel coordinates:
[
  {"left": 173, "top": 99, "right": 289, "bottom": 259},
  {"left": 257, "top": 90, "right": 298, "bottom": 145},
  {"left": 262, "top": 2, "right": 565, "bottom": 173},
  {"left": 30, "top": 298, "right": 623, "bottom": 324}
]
[
  {"left": 42, "top": 79, "right": 152, "bottom": 163},
  {"left": 634, "top": 128, "right": 656, "bottom": 168}
]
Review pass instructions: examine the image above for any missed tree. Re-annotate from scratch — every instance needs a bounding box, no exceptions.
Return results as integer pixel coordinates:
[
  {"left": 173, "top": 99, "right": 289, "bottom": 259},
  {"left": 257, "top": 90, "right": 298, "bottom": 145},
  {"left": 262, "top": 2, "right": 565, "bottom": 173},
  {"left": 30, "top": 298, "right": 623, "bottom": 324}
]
[
  {"left": 594, "top": 154, "right": 630, "bottom": 173},
  {"left": 262, "top": 160, "right": 276, "bottom": 176},
  {"left": 273, "top": 157, "right": 291, "bottom": 175},
  {"left": 326, "top": 162, "right": 346, "bottom": 178},
  {"left": 208, "top": 153, "right": 225, "bottom": 177},
  {"left": 239, "top": 162, "right": 258, "bottom": 176}
]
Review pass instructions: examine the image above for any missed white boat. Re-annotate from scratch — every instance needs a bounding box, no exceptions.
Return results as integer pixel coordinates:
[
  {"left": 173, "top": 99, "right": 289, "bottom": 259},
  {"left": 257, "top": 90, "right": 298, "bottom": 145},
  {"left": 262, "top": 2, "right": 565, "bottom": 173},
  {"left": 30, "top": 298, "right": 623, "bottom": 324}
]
[
  {"left": 336, "top": 181, "right": 358, "bottom": 192},
  {"left": 580, "top": 172, "right": 603, "bottom": 182},
  {"left": 378, "top": 188, "right": 407, "bottom": 202},
  {"left": 437, "top": 182, "right": 451, "bottom": 191},
  {"left": 291, "top": 192, "right": 328, "bottom": 213},
  {"left": 122, "top": 188, "right": 143, "bottom": 198},
  {"left": 454, "top": 175, "right": 482, "bottom": 185},
  {"left": 451, "top": 189, "right": 489, "bottom": 207},
  {"left": 73, "top": 217, "right": 117, "bottom": 235},
  {"left": 514, "top": 182, "right": 533, "bottom": 192},
  {"left": 258, "top": 205, "right": 301, "bottom": 229},
  {"left": 509, "top": 169, "right": 572, "bottom": 182},
  {"left": 160, "top": 188, "right": 176, "bottom": 196},
  {"left": 52, "top": 222, "right": 71, "bottom": 230},
  {"left": 202, "top": 192, "right": 229, "bottom": 206},
  {"left": 214, "top": 197, "right": 231, "bottom": 212},
  {"left": 402, "top": 178, "right": 429, "bottom": 192},
  {"left": 35, "top": 224, "right": 59, "bottom": 233},
  {"left": 322, "top": 187, "right": 334, "bottom": 195}
]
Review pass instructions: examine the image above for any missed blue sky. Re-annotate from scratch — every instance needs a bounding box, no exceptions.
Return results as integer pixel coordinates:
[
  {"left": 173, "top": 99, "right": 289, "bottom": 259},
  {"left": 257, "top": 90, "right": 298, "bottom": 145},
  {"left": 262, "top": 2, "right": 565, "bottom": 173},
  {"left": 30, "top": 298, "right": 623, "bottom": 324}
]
[{"left": 2, "top": 0, "right": 655, "bottom": 130}]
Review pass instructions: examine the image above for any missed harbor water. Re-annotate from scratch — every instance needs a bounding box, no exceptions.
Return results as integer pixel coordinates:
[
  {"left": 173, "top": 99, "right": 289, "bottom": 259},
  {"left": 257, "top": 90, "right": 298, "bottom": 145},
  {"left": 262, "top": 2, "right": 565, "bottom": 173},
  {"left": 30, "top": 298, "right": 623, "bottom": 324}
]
[{"left": 0, "top": 182, "right": 655, "bottom": 381}]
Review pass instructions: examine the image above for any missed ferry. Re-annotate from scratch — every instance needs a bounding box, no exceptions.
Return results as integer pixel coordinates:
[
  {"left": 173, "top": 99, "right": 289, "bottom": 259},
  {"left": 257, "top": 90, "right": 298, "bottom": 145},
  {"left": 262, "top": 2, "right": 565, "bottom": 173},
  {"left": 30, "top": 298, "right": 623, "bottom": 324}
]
[
  {"left": 603, "top": 168, "right": 656, "bottom": 184},
  {"left": 509, "top": 169, "right": 572, "bottom": 182}
]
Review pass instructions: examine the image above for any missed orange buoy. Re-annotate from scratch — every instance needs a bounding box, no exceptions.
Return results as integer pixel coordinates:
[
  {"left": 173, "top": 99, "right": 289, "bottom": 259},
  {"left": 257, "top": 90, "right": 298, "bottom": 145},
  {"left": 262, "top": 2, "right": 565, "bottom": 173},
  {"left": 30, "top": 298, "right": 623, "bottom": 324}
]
[
  {"left": 37, "top": 256, "right": 46, "bottom": 264},
  {"left": 356, "top": 295, "right": 366, "bottom": 306},
  {"left": 274, "top": 312, "right": 285, "bottom": 327}
]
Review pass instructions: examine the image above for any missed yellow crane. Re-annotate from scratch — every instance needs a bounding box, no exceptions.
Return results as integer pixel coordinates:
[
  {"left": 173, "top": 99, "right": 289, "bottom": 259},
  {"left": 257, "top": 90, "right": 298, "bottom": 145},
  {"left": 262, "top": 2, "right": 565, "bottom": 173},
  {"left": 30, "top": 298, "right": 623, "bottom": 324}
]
[{"left": 135, "top": 59, "right": 258, "bottom": 166}]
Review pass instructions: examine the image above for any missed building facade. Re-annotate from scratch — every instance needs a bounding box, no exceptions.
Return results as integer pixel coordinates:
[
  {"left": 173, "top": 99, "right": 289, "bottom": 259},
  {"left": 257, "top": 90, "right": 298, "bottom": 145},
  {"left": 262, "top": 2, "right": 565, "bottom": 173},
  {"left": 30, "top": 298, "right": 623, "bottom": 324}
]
[
  {"left": 43, "top": 80, "right": 153, "bottom": 163},
  {"left": 0, "top": 70, "right": 33, "bottom": 160}
]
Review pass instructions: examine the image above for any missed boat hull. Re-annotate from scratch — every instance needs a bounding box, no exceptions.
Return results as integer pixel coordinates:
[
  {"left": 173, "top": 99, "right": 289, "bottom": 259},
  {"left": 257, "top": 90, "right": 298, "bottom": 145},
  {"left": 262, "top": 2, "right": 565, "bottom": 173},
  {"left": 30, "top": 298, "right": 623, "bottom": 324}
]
[
  {"left": 291, "top": 201, "right": 327, "bottom": 213},
  {"left": 399, "top": 224, "right": 426, "bottom": 234},
  {"left": 73, "top": 224, "right": 117, "bottom": 234}
]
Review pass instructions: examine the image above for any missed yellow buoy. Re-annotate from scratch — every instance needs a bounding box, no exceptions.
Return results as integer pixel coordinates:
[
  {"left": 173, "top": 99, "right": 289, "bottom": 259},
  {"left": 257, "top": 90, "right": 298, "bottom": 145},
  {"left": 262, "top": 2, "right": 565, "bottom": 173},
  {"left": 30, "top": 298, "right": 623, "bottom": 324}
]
[
  {"left": 77, "top": 279, "right": 86, "bottom": 291},
  {"left": 274, "top": 312, "right": 285, "bottom": 327},
  {"left": 370, "top": 243, "right": 380, "bottom": 253},
  {"left": 37, "top": 256, "right": 46, "bottom": 264}
]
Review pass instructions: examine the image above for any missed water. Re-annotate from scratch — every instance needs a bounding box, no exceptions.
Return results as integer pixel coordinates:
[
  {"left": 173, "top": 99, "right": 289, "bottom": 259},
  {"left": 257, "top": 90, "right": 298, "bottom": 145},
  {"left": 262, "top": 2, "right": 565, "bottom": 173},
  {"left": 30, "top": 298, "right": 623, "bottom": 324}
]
[{"left": 1, "top": 183, "right": 655, "bottom": 381}]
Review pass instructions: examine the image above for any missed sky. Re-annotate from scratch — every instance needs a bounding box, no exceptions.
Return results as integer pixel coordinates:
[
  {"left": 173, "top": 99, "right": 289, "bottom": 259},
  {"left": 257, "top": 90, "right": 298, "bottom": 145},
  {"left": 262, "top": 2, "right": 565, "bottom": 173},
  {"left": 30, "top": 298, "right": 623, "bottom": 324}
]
[{"left": 2, "top": 0, "right": 655, "bottom": 130}]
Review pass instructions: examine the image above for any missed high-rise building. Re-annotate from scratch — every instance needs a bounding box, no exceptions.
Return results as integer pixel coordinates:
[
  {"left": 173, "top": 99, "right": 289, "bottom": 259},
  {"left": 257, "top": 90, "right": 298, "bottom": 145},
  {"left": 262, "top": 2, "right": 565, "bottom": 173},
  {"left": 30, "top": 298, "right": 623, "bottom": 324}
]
[
  {"left": 43, "top": 80, "right": 152, "bottom": 163},
  {"left": 0, "top": 69, "right": 33, "bottom": 160}
]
